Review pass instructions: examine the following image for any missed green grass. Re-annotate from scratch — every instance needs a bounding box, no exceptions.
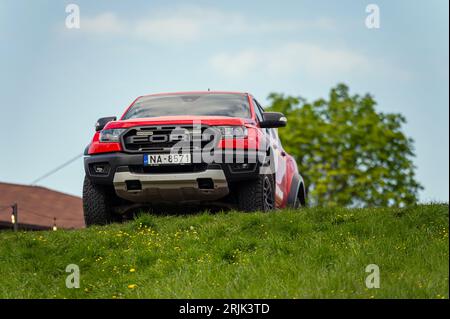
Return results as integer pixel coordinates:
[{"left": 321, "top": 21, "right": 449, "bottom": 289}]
[{"left": 0, "top": 204, "right": 448, "bottom": 299}]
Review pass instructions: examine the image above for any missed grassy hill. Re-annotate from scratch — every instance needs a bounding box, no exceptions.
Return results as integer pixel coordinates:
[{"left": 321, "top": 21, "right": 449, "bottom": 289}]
[{"left": 0, "top": 204, "right": 448, "bottom": 299}]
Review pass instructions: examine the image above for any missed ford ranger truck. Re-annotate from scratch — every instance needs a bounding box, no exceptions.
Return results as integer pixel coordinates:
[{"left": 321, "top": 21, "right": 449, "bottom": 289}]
[{"left": 83, "top": 92, "right": 306, "bottom": 225}]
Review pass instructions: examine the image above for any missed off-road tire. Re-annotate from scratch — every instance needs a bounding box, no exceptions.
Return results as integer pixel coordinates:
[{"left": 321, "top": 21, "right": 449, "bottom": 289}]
[
  {"left": 238, "top": 174, "right": 275, "bottom": 212},
  {"left": 82, "top": 176, "right": 117, "bottom": 226}
]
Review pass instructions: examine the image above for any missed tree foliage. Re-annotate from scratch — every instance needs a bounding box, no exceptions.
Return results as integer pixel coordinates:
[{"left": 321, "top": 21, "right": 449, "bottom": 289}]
[{"left": 267, "top": 84, "right": 422, "bottom": 207}]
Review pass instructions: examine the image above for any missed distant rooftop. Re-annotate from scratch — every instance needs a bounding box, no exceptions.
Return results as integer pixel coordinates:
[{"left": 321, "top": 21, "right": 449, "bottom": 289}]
[{"left": 0, "top": 182, "right": 84, "bottom": 231}]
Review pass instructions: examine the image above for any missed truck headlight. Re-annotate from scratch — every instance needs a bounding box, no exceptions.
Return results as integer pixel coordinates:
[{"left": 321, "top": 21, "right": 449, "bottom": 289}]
[
  {"left": 217, "top": 126, "right": 248, "bottom": 139},
  {"left": 99, "top": 129, "right": 126, "bottom": 143}
]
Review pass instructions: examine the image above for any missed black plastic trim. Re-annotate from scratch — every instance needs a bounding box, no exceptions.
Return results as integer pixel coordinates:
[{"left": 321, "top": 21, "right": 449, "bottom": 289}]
[{"left": 287, "top": 174, "right": 301, "bottom": 207}]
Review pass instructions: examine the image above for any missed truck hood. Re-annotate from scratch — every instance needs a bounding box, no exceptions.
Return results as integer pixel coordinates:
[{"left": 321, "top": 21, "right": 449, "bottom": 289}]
[{"left": 104, "top": 116, "right": 256, "bottom": 129}]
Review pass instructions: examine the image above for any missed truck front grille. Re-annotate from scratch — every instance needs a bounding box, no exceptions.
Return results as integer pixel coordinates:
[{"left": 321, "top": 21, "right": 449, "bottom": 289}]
[{"left": 122, "top": 125, "right": 216, "bottom": 153}]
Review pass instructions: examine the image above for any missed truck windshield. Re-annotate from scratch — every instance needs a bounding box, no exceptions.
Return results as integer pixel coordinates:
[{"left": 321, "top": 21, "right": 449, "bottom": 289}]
[{"left": 122, "top": 94, "right": 251, "bottom": 119}]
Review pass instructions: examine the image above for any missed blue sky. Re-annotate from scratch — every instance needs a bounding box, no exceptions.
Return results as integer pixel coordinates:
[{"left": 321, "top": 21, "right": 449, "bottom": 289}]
[{"left": 0, "top": 0, "right": 448, "bottom": 202}]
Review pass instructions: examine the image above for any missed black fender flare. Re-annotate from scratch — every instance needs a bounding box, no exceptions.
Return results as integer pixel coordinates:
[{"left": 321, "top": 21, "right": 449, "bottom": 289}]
[
  {"left": 84, "top": 144, "right": 90, "bottom": 156},
  {"left": 287, "top": 173, "right": 306, "bottom": 207},
  {"left": 258, "top": 144, "right": 276, "bottom": 176}
]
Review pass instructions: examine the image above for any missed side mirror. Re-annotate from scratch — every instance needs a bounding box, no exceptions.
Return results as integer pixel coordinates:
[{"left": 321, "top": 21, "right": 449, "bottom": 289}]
[
  {"left": 260, "top": 112, "right": 287, "bottom": 128},
  {"left": 95, "top": 116, "right": 117, "bottom": 131}
]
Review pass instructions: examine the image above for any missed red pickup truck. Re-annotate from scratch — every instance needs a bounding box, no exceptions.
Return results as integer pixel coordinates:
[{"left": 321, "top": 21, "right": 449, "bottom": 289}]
[{"left": 83, "top": 91, "right": 306, "bottom": 225}]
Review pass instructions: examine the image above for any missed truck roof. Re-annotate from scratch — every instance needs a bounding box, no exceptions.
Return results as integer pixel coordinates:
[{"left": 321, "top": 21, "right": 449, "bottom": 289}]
[{"left": 140, "top": 91, "right": 249, "bottom": 98}]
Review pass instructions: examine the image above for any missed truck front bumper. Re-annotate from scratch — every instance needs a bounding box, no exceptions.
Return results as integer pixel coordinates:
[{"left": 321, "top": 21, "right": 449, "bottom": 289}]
[
  {"left": 84, "top": 151, "right": 266, "bottom": 203},
  {"left": 113, "top": 168, "right": 229, "bottom": 203}
]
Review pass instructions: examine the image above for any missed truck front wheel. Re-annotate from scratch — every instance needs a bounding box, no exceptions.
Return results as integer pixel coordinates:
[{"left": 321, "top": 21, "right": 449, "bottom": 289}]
[
  {"left": 82, "top": 176, "right": 117, "bottom": 226},
  {"left": 237, "top": 174, "right": 275, "bottom": 212}
]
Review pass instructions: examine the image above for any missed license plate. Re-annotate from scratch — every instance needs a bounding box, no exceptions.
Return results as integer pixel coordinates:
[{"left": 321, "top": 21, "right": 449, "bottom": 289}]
[{"left": 144, "top": 154, "right": 191, "bottom": 166}]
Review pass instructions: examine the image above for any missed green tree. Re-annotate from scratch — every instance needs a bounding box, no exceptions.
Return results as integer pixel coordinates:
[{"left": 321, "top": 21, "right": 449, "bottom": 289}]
[{"left": 267, "top": 84, "right": 422, "bottom": 207}]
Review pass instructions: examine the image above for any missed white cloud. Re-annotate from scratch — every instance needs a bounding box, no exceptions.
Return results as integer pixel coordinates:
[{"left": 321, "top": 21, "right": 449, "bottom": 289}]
[
  {"left": 210, "top": 50, "right": 261, "bottom": 78},
  {"left": 77, "top": 7, "right": 405, "bottom": 82},
  {"left": 82, "top": 12, "right": 125, "bottom": 34},
  {"left": 133, "top": 17, "right": 201, "bottom": 43},
  {"left": 79, "top": 6, "right": 334, "bottom": 43},
  {"left": 209, "top": 43, "right": 371, "bottom": 78}
]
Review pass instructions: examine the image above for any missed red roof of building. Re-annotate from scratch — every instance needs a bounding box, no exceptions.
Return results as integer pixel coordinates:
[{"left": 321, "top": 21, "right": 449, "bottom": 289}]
[{"left": 0, "top": 182, "right": 84, "bottom": 230}]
